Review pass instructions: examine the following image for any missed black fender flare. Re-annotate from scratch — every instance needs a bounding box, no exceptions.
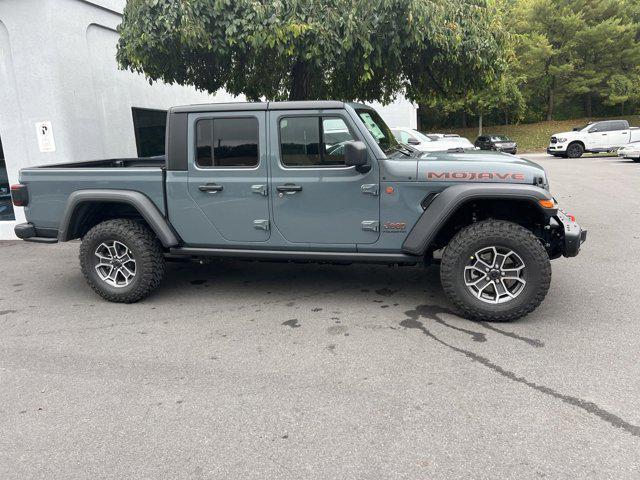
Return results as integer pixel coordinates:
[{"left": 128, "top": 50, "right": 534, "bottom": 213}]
[
  {"left": 57, "top": 189, "right": 180, "bottom": 247},
  {"left": 401, "top": 183, "right": 556, "bottom": 256}
]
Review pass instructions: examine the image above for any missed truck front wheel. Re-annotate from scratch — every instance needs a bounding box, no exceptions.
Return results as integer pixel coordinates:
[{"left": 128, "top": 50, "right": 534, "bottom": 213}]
[
  {"left": 566, "top": 142, "right": 584, "bottom": 158},
  {"left": 79, "top": 219, "right": 165, "bottom": 303},
  {"left": 440, "top": 220, "right": 551, "bottom": 322}
]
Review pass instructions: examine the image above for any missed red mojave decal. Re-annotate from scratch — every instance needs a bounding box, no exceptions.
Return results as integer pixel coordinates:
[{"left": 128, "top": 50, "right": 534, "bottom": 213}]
[{"left": 427, "top": 172, "right": 526, "bottom": 181}]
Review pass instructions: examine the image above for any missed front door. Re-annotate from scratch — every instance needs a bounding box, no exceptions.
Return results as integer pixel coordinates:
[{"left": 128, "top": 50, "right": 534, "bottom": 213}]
[
  {"left": 187, "top": 111, "right": 270, "bottom": 243},
  {"left": 269, "top": 111, "right": 380, "bottom": 245}
]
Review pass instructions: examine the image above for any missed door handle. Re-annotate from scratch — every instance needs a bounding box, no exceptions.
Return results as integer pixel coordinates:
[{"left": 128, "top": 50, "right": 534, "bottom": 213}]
[
  {"left": 276, "top": 184, "right": 303, "bottom": 195},
  {"left": 199, "top": 183, "right": 224, "bottom": 193},
  {"left": 602, "top": 134, "right": 607, "bottom": 136}
]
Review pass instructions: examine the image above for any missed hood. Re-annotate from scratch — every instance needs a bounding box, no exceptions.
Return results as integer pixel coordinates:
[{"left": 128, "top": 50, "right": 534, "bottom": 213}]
[
  {"left": 552, "top": 130, "right": 578, "bottom": 138},
  {"left": 415, "top": 150, "right": 549, "bottom": 189}
]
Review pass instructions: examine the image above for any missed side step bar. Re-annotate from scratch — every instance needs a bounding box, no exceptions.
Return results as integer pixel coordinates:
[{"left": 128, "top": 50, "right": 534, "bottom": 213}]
[{"left": 169, "top": 247, "right": 419, "bottom": 264}]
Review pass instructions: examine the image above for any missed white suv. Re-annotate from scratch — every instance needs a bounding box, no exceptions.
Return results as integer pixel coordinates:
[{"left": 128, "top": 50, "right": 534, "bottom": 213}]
[
  {"left": 391, "top": 128, "right": 474, "bottom": 152},
  {"left": 548, "top": 120, "right": 640, "bottom": 158}
]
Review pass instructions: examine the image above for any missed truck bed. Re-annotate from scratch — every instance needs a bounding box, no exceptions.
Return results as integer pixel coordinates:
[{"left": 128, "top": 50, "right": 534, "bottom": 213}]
[
  {"left": 19, "top": 157, "right": 166, "bottom": 232},
  {"left": 36, "top": 156, "right": 166, "bottom": 169}
]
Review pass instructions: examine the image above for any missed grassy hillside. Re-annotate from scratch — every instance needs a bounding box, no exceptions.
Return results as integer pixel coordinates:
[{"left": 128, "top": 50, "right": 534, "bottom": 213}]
[{"left": 440, "top": 115, "right": 640, "bottom": 152}]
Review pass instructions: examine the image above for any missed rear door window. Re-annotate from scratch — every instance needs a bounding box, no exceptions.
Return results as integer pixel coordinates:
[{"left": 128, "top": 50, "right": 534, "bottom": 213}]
[
  {"left": 609, "top": 121, "right": 628, "bottom": 131},
  {"left": 196, "top": 118, "right": 259, "bottom": 168}
]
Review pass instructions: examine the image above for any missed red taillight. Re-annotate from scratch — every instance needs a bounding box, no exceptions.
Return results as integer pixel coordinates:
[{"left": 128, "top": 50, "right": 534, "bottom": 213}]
[{"left": 10, "top": 184, "right": 28, "bottom": 207}]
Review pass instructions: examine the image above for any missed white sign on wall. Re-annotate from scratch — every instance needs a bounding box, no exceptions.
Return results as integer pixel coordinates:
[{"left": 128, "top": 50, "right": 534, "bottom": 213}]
[{"left": 35, "top": 121, "right": 56, "bottom": 153}]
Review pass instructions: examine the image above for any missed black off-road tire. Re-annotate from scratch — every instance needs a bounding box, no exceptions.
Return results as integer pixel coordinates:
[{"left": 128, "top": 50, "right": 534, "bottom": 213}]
[
  {"left": 440, "top": 220, "right": 551, "bottom": 322},
  {"left": 80, "top": 219, "right": 165, "bottom": 303},
  {"left": 566, "top": 142, "right": 584, "bottom": 158}
]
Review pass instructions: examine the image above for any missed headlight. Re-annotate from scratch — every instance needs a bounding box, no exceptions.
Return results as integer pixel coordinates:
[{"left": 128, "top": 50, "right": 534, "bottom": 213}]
[{"left": 556, "top": 137, "right": 567, "bottom": 142}]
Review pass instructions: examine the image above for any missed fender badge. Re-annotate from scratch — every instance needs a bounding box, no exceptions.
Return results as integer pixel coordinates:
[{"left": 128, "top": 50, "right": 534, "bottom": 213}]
[{"left": 383, "top": 222, "right": 406, "bottom": 232}]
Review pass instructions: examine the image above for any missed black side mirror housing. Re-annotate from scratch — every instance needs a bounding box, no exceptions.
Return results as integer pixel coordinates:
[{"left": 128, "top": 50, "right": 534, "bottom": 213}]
[
  {"left": 407, "top": 138, "right": 421, "bottom": 145},
  {"left": 344, "top": 141, "right": 370, "bottom": 172}
]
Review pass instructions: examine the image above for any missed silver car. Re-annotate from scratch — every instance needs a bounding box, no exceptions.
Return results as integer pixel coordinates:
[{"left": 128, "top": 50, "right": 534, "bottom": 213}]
[{"left": 617, "top": 141, "right": 640, "bottom": 161}]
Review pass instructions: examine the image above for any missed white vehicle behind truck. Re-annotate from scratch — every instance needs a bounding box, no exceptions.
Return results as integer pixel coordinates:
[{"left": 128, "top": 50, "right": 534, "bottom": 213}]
[{"left": 547, "top": 119, "right": 640, "bottom": 158}]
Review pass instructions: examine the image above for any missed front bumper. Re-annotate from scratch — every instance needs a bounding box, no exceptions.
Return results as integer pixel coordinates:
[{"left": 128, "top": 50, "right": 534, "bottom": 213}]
[
  {"left": 555, "top": 211, "right": 586, "bottom": 257},
  {"left": 547, "top": 144, "right": 567, "bottom": 154}
]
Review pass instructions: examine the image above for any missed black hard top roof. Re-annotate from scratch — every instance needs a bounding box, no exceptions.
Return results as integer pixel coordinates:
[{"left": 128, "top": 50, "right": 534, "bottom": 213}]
[{"left": 171, "top": 100, "right": 350, "bottom": 113}]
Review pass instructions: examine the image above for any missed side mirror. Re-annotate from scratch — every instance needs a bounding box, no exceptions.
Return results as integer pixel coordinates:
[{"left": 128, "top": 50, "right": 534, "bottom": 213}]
[
  {"left": 406, "top": 138, "right": 421, "bottom": 145},
  {"left": 344, "top": 141, "right": 370, "bottom": 172}
]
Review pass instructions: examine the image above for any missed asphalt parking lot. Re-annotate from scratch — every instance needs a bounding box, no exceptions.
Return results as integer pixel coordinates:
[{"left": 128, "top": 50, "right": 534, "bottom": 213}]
[{"left": 1, "top": 154, "right": 639, "bottom": 479}]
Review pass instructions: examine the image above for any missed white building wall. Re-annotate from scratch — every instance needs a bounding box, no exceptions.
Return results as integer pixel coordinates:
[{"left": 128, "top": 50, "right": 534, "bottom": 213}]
[
  {"left": 370, "top": 95, "right": 418, "bottom": 129},
  {"left": 0, "top": 0, "right": 235, "bottom": 239}
]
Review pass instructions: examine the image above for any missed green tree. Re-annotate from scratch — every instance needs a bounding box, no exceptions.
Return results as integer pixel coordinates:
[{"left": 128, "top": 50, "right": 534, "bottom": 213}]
[
  {"left": 514, "top": 0, "right": 640, "bottom": 120},
  {"left": 422, "top": 0, "right": 524, "bottom": 130},
  {"left": 603, "top": 71, "right": 640, "bottom": 114},
  {"left": 116, "top": 0, "right": 507, "bottom": 102},
  {"left": 568, "top": 0, "right": 640, "bottom": 116}
]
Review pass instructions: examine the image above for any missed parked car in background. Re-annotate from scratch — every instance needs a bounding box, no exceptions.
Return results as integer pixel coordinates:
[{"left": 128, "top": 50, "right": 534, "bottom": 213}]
[
  {"left": 548, "top": 119, "right": 640, "bottom": 158},
  {"left": 427, "top": 133, "right": 460, "bottom": 139},
  {"left": 617, "top": 141, "right": 640, "bottom": 162},
  {"left": 0, "top": 179, "right": 12, "bottom": 221},
  {"left": 392, "top": 128, "right": 475, "bottom": 152},
  {"left": 0, "top": 142, "right": 15, "bottom": 221},
  {"left": 436, "top": 136, "right": 476, "bottom": 150},
  {"left": 475, "top": 135, "right": 517, "bottom": 154}
]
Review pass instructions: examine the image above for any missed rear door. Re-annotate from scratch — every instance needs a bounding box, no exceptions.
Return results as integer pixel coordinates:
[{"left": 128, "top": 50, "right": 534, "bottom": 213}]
[
  {"left": 588, "top": 121, "right": 627, "bottom": 149},
  {"left": 187, "top": 111, "right": 270, "bottom": 242},
  {"left": 269, "top": 110, "right": 380, "bottom": 245},
  {"left": 606, "top": 120, "right": 630, "bottom": 147}
]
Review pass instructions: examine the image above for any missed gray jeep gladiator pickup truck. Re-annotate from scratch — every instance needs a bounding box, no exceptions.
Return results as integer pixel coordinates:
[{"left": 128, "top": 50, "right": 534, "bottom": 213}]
[{"left": 11, "top": 101, "right": 586, "bottom": 321}]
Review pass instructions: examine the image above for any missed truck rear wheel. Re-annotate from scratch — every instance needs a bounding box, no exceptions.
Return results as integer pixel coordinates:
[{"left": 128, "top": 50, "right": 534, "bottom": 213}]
[
  {"left": 80, "top": 219, "right": 165, "bottom": 303},
  {"left": 440, "top": 220, "right": 551, "bottom": 322}
]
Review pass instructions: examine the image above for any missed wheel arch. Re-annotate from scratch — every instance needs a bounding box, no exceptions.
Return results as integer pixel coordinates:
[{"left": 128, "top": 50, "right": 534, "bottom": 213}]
[
  {"left": 58, "top": 190, "right": 180, "bottom": 247},
  {"left": 402, "top": 184, "right": 555, "bottom": 256}
]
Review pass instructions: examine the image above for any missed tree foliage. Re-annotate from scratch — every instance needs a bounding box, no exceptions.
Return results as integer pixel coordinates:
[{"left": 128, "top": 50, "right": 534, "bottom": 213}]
[
  {"left": 421, "top": 0, "right": 640, "bottom": 129},
  {"left": 116, "top": 0, "right": 507, "bottom": 102}
]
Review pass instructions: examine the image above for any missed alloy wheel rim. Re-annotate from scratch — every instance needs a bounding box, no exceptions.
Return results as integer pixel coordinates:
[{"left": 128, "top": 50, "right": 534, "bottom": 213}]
[
  {"left": 94, "top": 240, "right": 137, "bottom": 288},
  {"left": 464, "top": 246, "right": 526, "bottom": 304}
]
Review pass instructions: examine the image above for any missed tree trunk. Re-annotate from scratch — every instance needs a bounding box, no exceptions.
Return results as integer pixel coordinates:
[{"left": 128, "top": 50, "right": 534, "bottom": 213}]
[
  {"left": 585, "top": 92, "right": 592, "bottom": 117},
  {"left": 505, "top": 111, "right": 509, "bottom": 125},
  {"left": 289, "top": 59, "right": 311, "bottom": 101},
  {"left": 546, "top": 77, "right": 555, "bottom": 121},
  {"left": 478, "top": 113, "right": 483, "bottom": 137},
  {"left": 461, "top": 111, "right": 467, "bottom": 128},
  {"left": 621, "top": 101, "right": 625, "bottom": 115}
]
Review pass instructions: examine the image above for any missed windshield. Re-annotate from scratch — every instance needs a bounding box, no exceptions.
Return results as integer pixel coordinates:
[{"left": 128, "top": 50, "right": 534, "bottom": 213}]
[
  {"left": 412, "top": 130, "right": 434, "bottom": 143},
  {"left": 490, "top": 135, "right": 510, "bottom": 142},
  {"left": 356, "top": 108, "right": 399, "bottom": 154}
]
